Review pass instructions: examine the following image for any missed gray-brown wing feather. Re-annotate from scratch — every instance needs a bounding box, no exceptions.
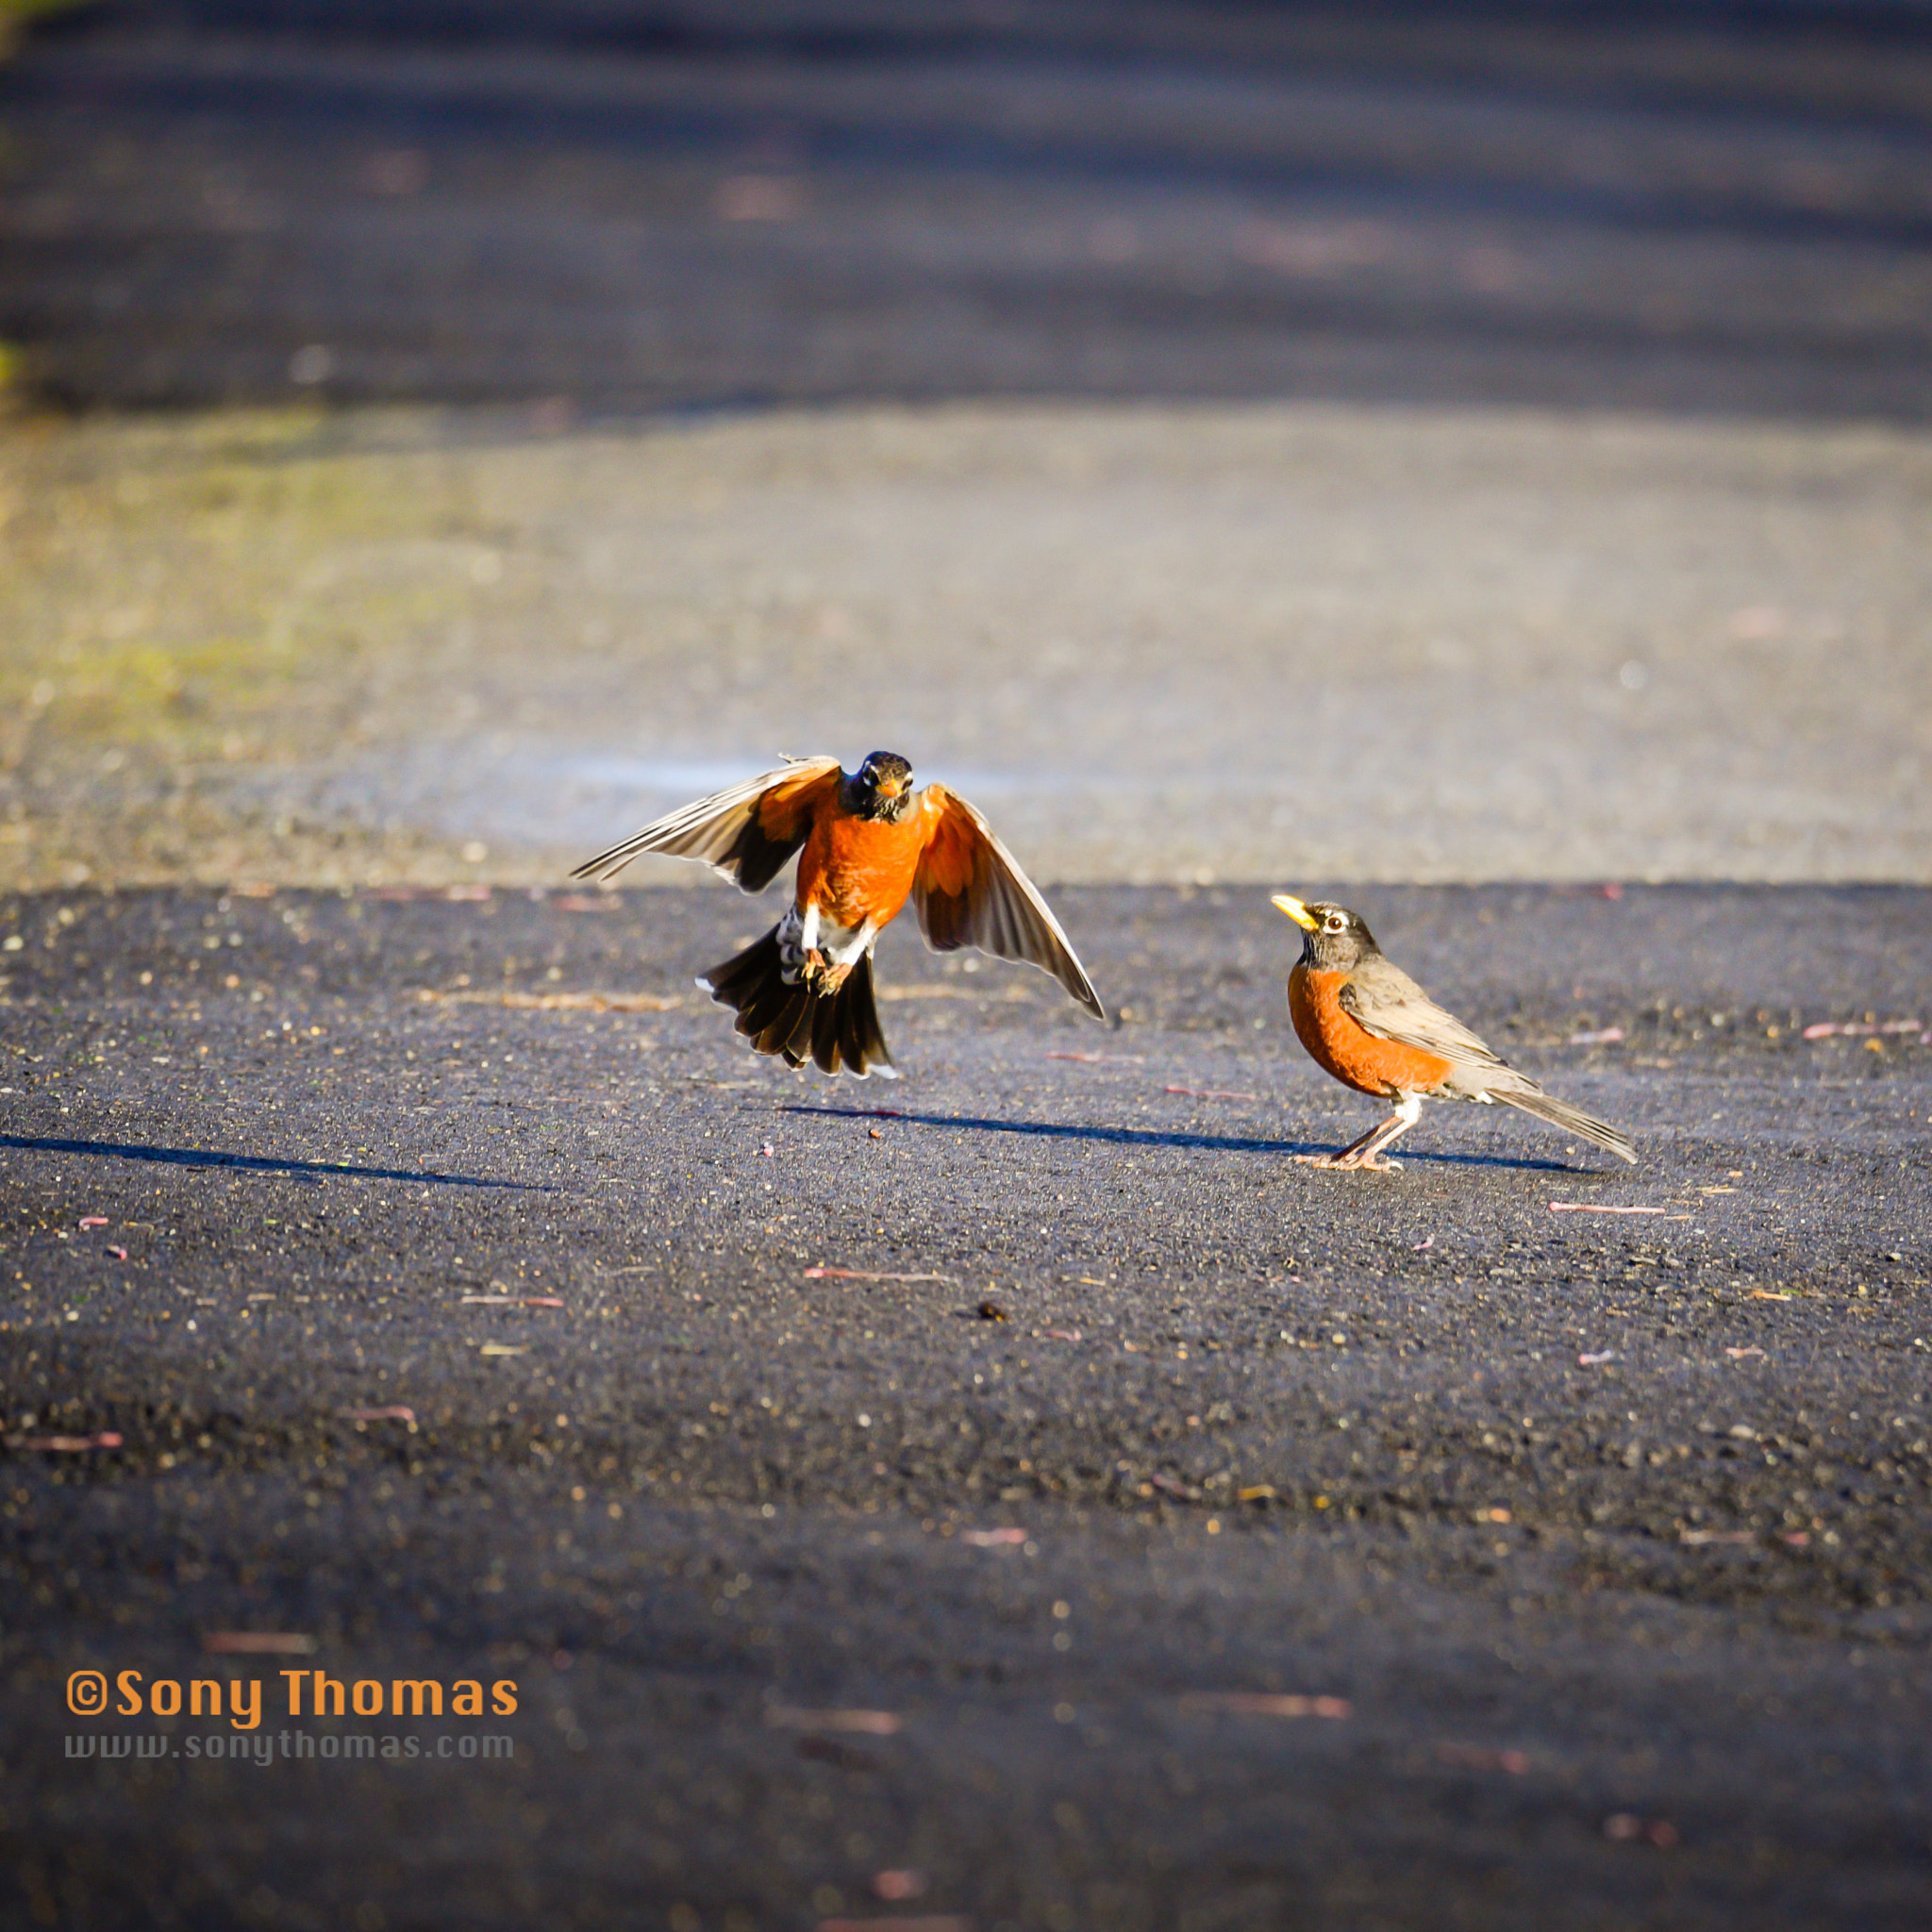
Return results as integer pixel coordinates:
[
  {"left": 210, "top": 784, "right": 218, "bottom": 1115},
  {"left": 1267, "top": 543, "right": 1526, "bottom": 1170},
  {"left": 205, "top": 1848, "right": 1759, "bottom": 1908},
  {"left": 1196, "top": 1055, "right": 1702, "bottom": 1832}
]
[
  {"left": 1338, "top": 963, "right": 1521, "bottom": 1087},
  {"left": 910, "top": 790, "right": 1105, "bottom": 1018},
  {"left": 1341, "top": 962, "right": 1636, "bottom": 1160},
  {"left": 570, "top": 757, "right": 841, "bottom": 889}
]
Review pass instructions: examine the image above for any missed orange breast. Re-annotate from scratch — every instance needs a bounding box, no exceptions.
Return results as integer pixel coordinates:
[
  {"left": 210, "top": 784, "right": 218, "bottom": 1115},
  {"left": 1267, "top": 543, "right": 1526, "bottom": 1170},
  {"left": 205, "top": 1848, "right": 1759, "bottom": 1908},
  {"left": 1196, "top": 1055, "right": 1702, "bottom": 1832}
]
[
  {"left": 796, "top": 809, "right": 924, "bottom": 930},
  {"left": 1289, "top": 962, "right": 1455, "bottom": 1098}
]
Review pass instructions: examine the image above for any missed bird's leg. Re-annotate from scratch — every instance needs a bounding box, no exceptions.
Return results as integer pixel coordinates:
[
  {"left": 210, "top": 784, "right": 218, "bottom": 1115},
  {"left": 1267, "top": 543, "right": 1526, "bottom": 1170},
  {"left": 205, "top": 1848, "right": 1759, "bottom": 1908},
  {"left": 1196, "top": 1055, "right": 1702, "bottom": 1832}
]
[
  {"left": 795, "top": 902, "right": 829, "bottom": 988},
  {"left": 1297, "top": 1093, "right": 1423, "bottom": 1173},
  {"left": 801, "top": 913, "right": 875, "bottom": 992},
  {"left": 813, "top": 919, "right": 877, "bottom": 992}
]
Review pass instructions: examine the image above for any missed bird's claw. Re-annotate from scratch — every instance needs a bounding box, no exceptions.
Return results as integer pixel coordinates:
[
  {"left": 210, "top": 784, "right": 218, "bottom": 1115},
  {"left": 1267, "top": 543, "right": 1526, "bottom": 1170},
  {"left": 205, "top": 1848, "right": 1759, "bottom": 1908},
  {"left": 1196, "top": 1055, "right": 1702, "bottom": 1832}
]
[
  {"left": 1294, "top": 1151, "right": 1403, "bottom": 1173},
  {"left": 800, "top": 950, "right": 852, "bottom": 993}
]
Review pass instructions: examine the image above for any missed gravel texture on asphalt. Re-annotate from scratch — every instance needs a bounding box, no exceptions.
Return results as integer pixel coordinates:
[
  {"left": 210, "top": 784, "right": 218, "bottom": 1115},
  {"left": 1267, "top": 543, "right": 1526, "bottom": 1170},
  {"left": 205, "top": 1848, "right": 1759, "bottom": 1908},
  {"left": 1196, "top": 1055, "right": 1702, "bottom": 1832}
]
[
  {"left": 3, "top": 881, "right": 1928, "bottom": 1929},
  {"left": 6, "top": 8, "right": 1931, "bottom": 1924}
]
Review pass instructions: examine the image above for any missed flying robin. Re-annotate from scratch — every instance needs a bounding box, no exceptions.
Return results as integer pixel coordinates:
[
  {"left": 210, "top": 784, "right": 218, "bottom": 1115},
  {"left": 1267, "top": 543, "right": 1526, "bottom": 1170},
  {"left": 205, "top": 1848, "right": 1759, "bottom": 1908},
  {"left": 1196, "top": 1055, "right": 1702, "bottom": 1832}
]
[
  {"left": 573, "top": 752, "right": 1105, "bottom": 1076},
  {"left": 1272, "top": 895, "right": 1636, "bottom": 1170}
]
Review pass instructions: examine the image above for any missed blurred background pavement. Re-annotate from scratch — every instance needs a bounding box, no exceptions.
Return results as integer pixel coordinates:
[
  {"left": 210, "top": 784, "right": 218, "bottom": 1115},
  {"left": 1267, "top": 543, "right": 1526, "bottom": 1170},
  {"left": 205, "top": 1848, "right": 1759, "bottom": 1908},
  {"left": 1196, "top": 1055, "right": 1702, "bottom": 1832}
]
[{"left": 2, "top": 0, "right": 1930, "bottom": 885}]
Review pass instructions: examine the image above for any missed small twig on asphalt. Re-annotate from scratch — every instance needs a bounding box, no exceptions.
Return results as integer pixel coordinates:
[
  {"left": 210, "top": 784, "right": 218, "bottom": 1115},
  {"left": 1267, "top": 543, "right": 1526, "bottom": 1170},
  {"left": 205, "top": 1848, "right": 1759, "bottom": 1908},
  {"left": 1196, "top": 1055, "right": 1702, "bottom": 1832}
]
[
  {"left": 1605, "top": 1813, "right": 1679, "bottom": 1847},
  {"left": 765, "top": 1706, "right": 902, "bottom": 1735},
  {"left": 1568, "top": 1027, "right": 1625, "bottom": 1044},
  {"left": 1162, "top": 1084, "right": 1259, "bottom": 1100},
  {"left": 1179, "top": 1691, "right": 1352, "bottom": 1720},
  {"left": 1436, "top": 1741, "right": 1530, "bottom": 1774},
  {"left": 805, "top": 1266, "right": 957, "bottom": 1284},
  {"left": 5, "top": 1432, "right": 123, "bottom": 1452},
  {"left": 203, "top": 1631, "right": 317, "bottom": 1656},
  {"left": 1549, "top": 1203, "right": 1668, "bottom": 1214},
  {"left": 1149, "top": 1473, "right": 1202, "bottom": 1501},
  {"left": 458, "top": 1294, "right": 565, "bottom": 1307},
  {"left": 340, "top": 1406, "right": 417, "bottom": 1424},
  {"left": 1047, "top": 1051, "right": 1145, "bottom": 1063},
  {"left": 1801, "top": 1018, "right": 1921, "bottom": 1039},
  {"left": 1577, "top": 1350, "right": 1617, "bottom": 1365},
  {"left": 959, "top": 1527, "right": 1026, "bottom": 1546},
  {"left": 819, "top": 1916, "right": 968, "bottom": 1932}
]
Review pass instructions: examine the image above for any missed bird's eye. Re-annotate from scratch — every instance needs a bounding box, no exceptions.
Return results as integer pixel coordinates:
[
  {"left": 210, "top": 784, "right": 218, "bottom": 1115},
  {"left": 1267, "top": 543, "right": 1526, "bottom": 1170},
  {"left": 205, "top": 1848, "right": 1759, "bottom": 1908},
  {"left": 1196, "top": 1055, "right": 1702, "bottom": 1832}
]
[{"left": 1325, "top": 913, "right": 1344, "bottom": 931}]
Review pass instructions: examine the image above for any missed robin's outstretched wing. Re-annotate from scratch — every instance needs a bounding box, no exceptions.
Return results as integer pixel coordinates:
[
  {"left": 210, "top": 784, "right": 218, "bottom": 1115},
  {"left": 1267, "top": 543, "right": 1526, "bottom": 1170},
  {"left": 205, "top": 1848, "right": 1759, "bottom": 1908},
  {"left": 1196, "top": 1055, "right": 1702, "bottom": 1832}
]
[
  {"left": 910, "top": 784, "right": 1105, "bottom": 1018},
  {"left": 1338, "top": 963, "right": 1516, "bottom": 1079},
  {"left": 571, "top": 757, "right": 842, "bottom": 891}
]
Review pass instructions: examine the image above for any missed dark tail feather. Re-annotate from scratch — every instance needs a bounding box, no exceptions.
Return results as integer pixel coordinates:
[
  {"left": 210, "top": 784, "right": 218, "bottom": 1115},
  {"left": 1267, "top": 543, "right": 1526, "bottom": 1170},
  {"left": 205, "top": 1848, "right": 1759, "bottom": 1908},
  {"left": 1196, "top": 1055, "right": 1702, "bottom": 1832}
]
[
  {"left": 698, "top": 931, "right": 895, "bottom": 1078},
  {"left": 1499, "top": 1088, "right": 1637, "bottom": 1164},
  {"left": 834, "top": 953, "right": 894, "bottom": 1078}
]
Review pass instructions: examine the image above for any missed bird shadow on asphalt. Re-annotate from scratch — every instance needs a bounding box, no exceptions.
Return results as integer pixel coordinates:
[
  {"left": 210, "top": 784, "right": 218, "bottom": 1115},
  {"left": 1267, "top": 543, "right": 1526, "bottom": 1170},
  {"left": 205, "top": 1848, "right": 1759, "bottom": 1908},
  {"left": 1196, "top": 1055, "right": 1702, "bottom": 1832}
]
[
  {"left": 0, "top": 1133, "right": 539, "bottom": 1190},
  {"left": 786, "top": 1108, "right": 1577, "bottom": 1172}
]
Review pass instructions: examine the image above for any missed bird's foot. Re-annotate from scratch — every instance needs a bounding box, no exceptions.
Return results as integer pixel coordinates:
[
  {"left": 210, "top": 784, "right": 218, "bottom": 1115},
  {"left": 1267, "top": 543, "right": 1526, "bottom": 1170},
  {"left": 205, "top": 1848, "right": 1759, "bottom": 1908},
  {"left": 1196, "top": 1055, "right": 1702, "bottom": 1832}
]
[
  {"left": 1294, "top": 1151, "right": 1403, "bottom": 1173},
  {"left": 800, "top": 950, "right": 854, "bottom": 994}
]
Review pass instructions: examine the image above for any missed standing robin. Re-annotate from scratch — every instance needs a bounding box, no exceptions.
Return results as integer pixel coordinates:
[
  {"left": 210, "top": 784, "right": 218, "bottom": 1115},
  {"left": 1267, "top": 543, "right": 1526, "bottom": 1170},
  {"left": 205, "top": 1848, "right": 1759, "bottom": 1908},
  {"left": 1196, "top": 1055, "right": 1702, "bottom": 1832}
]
[
  {"left": 1273, "top": 895, "right": 1636, "bottom": 1170},
  {"left": 574, "top": 752, "right": 1104, "bottom": 1076}
]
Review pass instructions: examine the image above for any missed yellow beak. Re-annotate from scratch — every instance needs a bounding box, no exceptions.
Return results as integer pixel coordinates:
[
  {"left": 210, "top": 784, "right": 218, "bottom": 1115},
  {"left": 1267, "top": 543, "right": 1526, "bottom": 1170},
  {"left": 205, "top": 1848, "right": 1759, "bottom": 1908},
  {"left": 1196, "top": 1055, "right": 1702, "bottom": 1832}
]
[{"left": 1272, "top": 893, "right": 1317, "bottom": 930}]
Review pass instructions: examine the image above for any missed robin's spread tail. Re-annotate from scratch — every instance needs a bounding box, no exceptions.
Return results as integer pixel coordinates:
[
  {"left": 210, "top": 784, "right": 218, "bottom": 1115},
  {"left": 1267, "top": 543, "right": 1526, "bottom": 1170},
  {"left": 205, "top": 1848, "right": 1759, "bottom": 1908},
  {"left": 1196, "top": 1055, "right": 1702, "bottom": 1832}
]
[
  {"left": 1492, "top": 1087, "right": 1637, "bottom": 1164},
  {"left": 698, "top": 928, "right": 896, "bottom": 1078}
]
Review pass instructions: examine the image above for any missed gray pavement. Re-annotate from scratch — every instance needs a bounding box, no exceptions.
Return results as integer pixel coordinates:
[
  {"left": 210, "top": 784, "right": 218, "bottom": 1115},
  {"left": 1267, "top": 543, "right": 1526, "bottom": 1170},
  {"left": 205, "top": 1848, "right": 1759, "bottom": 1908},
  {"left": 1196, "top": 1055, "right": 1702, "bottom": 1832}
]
[
  {"left": 4, "top": 401, "right": 1931, "bottom": 891},
  {"left": 3, "top": 880, "right": 1929, "bottom": 1929},
  {"left": 8, "top": 1, "right": 1932, "bottom": 420}
]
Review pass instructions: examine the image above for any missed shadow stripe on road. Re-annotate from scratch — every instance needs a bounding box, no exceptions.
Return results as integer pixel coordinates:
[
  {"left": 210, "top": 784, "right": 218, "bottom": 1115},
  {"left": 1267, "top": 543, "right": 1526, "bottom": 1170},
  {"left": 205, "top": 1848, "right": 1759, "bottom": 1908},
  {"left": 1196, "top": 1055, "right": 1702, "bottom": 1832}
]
[
  {"left": 788, "top": 1107, "right": 1580, "bottom": 1172},
  {"left": 0, "top": 1133, "right": 538, "bottom": 1190}
]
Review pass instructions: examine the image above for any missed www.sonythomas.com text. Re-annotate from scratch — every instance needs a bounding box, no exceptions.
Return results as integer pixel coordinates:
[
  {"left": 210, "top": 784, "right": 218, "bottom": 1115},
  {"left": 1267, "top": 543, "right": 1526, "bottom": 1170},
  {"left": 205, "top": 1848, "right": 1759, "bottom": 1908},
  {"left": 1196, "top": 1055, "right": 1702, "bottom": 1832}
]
[{"left": 66, "top": 1731, "right": 514, "bottom": 1762}]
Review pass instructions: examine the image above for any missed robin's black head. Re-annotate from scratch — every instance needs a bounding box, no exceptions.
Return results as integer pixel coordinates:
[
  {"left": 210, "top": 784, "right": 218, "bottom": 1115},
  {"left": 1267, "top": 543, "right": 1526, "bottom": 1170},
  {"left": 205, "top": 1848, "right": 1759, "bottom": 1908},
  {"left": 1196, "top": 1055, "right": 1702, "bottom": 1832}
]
[
  {"left": 1272, "top": 895, "right": 1380, "bottom": 972},
  {"left": 847, "top": 751, "right": 916, "bottom": 823}
]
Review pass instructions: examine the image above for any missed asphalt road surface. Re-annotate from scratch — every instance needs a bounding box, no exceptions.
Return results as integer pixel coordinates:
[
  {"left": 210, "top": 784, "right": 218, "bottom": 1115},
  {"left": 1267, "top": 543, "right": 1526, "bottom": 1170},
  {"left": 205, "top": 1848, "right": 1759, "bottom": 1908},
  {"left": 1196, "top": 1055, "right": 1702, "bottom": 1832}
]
[
  {"left": 4, "top": 879, "right": 1929, "bottom": 1929},
  {"left": 6, "top": 0, "right": 1932, "bottom": 421},
  {"left": 6, "top": 401, "right": 1931, "bottom": 893},
  {"left": 5, "top": 8, "right": 1932, "bottom": 1927}
]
